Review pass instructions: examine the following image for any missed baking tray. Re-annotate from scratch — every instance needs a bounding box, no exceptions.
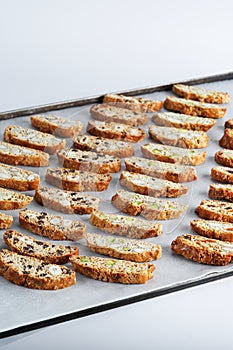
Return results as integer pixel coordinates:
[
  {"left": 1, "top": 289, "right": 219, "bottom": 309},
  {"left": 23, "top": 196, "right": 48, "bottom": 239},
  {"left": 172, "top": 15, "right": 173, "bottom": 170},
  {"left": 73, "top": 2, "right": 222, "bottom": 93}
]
[{"left": 1, "top": 72, "right": 233, "bottom": 339}]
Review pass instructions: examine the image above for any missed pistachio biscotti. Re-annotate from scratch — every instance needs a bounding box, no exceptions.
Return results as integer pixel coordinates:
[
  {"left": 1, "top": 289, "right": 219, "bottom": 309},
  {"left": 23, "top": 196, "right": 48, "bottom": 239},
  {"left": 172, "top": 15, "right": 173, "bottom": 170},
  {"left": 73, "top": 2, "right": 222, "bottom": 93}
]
[
  {"left": 119, "top": 171, "right": 188, "bottom": 198},
  {"left": 3, "top": 230, "right": 79, "bottom": 264},
  {"left": 19, "top": 208, "right": 86, "bottom": 241},
  {"left": 190, "top": 219, "right": 233, "bottom": 242},
  {"left": 45, "top": 168, "right": 112, "bottom": 192},
  {"left": 0, "top": 213, "right": 13, "bottom": 229},
  {"left": 148, "top": 125, "right": 208, "bottom": 149},
  {"left": 89, "top": 210, "right": 162, "bottom": 239},
  {"left": 0, "top": 188, "right": 32, "bottom": 210},
  {"left": 152, "top": 112, "right": 216, "bottom": 131},
  {"left": 85, "top": 232, "right": 162, "bottom": 262},
  {"left": 164, "top": 96, "right": 226, "bottom": 119},
  {"left": 195, "top": 199, "right": 233, "bottom": 222},
  {"left": 0, "top": 142, "right": 49, "bottom": 167},
  {"left": 171, "top": 234, "right": 233, "bottom": 266},
  {"left": 31, "top": 114, "right": 83, "bottom": 137},
  {"left": 103, "top": 93, "right": 163, "bottom": 112},
  {"left": 111, "top": 190, "right": 187, "bottom": 220},
  {"left": 90, "top": 104, "right": 148, "bottom": 126},
  {"left": 70, "top": 255, "right": 155, "bottom": 284},
  {"left": 211, "top": 166, "right": 233, "bottom": 183},
  {"left": 4, "top": 125, "right": 66, "bottom": 154},
  {"left": 34, "top": 187, "right": 100, "bottom": 214},
  {"left": 172, "top": 84, "right": 230, "bottom": 103},
  {"left": 124, "top": 157, "right": 197, "bottom": 183},
  {"left": 141, "top": 143, "right": 206, "bottom": 165},
  {"left": 0, "top": 163, "right": 40, "bottom": 191},
  {"left": 57, "top": 149, "right": 121, "bottom": 174},
  {"left": 72, "top": 135, "right": 134, "bottom": 158},
  {"left": 87, "top": 120, "right": 146, "bottom": 142},
  {"left": 0, "top": 249, "right": 76, "bottom": 290}
]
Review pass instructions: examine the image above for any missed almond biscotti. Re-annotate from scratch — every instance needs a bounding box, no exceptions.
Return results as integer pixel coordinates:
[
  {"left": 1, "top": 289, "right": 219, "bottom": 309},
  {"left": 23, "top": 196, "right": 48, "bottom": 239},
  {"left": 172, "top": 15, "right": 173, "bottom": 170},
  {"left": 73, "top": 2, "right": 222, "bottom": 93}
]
[
  {"left": 172, "top": 84, "right": 230, "bottom": 103},
  {"left": 45, "top": 168, "right": 112, "bottom": 192},
  {"left": 0, "top": 163, "right": 40, "bottom": 191},
  {"left": 0, "top": 188, "right": 32, "bottom": 210},
  {"left": 70, "top": 255, "right": 155, "bottom": 284},
  {"left": 164, "top": 96, "right": 226, "bottom": 119},
  {"left": 0, "top": 142, "right": 49, "bottom": 167},
  {"left": 90, "top": 210, "right": 162, "bottom": 239},
  {"left": 90, "top": 104, "right": 148, "bottom": 126},
  {"left": 103, "top": 93, "right": 163, "bottom": 112},
  {"left": 31, "top": 114, "right": 83, "bottom": 137},
  {"left": 34, "top": 187, "right": 100, "bottom": 214},
  {"left": 195, "top": 199, "right": 233, "bottom": 222},
  {"left": 72, "top": 135, "right": 134, "bottom": 158},
  {"left": 171, "top": 234, "right": 233, "bottom": 266},
  {"left": 124, "top": 157, "right": 197, "bottom": 182},
  {"left": 211, "top": 166, "right": 233, "bottom": 183},
  {"left": 215, "top": 149, "right": 233, "bottom": 167},
  {"left": 0, "top": 249, "right": 76, "bottom": 290},
  {"left": 152, "top": 112, "right": 216, "bottom": 131},
  {"left": 148, "top": 125, "right": 208, "bottom": 149},
  {"left": 111, "top": 190, "right": 187, "bottom": 220},
  {"left": 3, "top": 230, "right": 78, "bottom": 264},
  {"left": 141, "top": 143, "right": 206, "bottom": 165},
  {"left": 219, "top": 128, "right": 233, "bottom": 149},
  {"left": 85, "top": 232, "right": 162, "bottom": 262},
  {"left": 190, "top": 219, "right": 233, "bottom": 242},
  {"left": 208, "top": 183, "right": 233, "bottom": 201},
  {"left": 0, "top": 213, "right": 13, "bottom": 229},
  {"left": 4, "top": 125, "right": 66, "bottom": 154},
  {"left": 87, "top": 120, "right": 146, "bottom": 142},
  {"left": 119, "top": 171, "right": 188, "bottom": 198},
  {"left": 19, "top": 208, "right": 86, "bottom": 241},
  {"left": 57, "top": 148, "right": 120, "bottom": 174}
]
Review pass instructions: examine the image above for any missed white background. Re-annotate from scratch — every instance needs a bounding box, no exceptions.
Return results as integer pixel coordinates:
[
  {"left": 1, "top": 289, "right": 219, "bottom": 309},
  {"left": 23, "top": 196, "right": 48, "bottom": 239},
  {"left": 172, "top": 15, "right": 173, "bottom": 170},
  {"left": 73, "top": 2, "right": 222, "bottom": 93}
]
[{"left": 1, "top": 0, "right": 233, "bottom": 349}]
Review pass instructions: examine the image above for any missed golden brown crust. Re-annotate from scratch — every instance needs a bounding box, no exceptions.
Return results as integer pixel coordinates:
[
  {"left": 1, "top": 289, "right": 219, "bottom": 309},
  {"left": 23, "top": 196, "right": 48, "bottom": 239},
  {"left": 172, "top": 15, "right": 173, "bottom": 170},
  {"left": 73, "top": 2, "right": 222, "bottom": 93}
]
[
  {"left": 0, "top": 213, "right": 13, "bottom": 229},
  {"left": 219, "top": 128, "right": 233, "bottom": 149},
  {"left": 225, "top": 119, "right": 233, "bottom": 129},
  {"left": 103, "top": 93, "right": 163, "bottom": 112},
  {"left": 208, "top": 183, "right": 233, "bottom": 201},
  {"left": 215, "top": 149, "right": 233, "bottom": 167},
  {"left": 195, "top": 199, "right": 233, "bottom": 222},
  {"left": 172, "top": 84, "right": 230, "bottom": 104},
  {"left": 190, "top": 219, "right": 233, "bottom": 242},
  {"left": 171, "top": 234, "right": 233, "bottom": 265},
  {"left": 211, "top": 166, "right": 233, "bottom": 183},
  {"left": 164, "top": 96, "right": 226, "bottom": 119},
  {"left": 0, "top": 188, "right": 32, "bottom": 210},
  {"left": 0, "top": 163, "right": 40, "bottom": 191}
]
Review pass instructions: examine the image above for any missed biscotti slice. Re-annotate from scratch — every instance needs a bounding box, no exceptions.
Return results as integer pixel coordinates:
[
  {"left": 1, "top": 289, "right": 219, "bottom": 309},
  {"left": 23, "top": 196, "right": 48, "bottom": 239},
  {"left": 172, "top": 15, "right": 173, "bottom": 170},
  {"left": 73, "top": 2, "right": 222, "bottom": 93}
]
[
  {"left": 0, "top": 163, "right": 40, "bottom": 191},
  {"left": 90, "top": 104, "right": 148, "bottom": 126},
  {"left": 152, "top": 112, "right": 216, "bottom": 131},
  {"left": 34, "top": 187, "right": 100, "bottom": 214},
  {"left": 3, "top": 230, "right": 78, "bottom": 264},
  {"left": 19, "top": 208, "right": 86, "bottom": 241},
  {"left": 85, "top": 232, "right": 162, "bottom": 262},
  {"left": 211, "top": 166, "right": 233, "bottom": 183},
  {"left": 119, "top": 171, "right": 188, "bottom": 198},
  {"left": 215, "top": 149, "right": 233, "bottom": 167},
  {"left": 87, "top": 120, "right": 146, "bottom": 142},
  {"left": 31, "top": 114, "right": 83, "bottom": 137},
  {"left": 225, "top": 119, "right": 233, "bottom": 129},
  {"left": 4, "top": 125, "right": 66, "bottom": 154},
  {"left": 124, "top": 157, "right": 197, "bottom": 183},
  {"left": 208, "top": 183, "right": 233, "bottom": 202},
  {"left": 0, "top": 188, "right": 32, "bottom": 210},
  {"left": 219, "top": 128, "right": 233, "bottom": 149},
  {"left": 171, "top": 234, "right": 233, "bottom": 266},
  {"left": 141, "top": 143, "right": 206, "bottom": 165},
  {"left": 148, "top": 125, "right": 208, "bottom": 149},
  {"left": 90, "top": 210, "right": 162, "bottom": 239},
  {"left": 0, "top": 142, "right": 49, "bottom": 167},
  {"left": 46, "top": 168, "right": 112, "bottom": 192},
  {"left": 0, "top": 213, "right": 13, "bottom": 229},
  {"left": 195, "top": 199, "right": 233, "bottom": 222},
  {"left": 164, "top": 96, "right": 226, "bottom": 119},
  {"left": 172, "top": 84, "right": 230, "bottom": 104},
  {"left": 70, "top": 255, "right": 155, "bottom": 284},
  {"left": 0, "top": 249, "right": 76, "bottom": 290},
  {"left": 111, "top": 190, "right": 187, "bottom": 220},
  {"left": 72, "top": 135, "right": 134, "bottom": 158},
  {"left": 190, "top": 219, "right": 233, "bottom": 242},
  {"left": 57, "top": 148, "right": 120, "bottom": 174},
  {"left": 103, "top": 93, "right": 163, "bottom": 112}
]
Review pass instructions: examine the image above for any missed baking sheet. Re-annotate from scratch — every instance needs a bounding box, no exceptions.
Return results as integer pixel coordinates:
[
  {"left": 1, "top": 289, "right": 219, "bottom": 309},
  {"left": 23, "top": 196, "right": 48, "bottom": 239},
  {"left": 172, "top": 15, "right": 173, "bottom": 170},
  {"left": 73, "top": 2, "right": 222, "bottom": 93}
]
[{"left": 1, "top": 74, "right": 233, "bottom": 338}]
